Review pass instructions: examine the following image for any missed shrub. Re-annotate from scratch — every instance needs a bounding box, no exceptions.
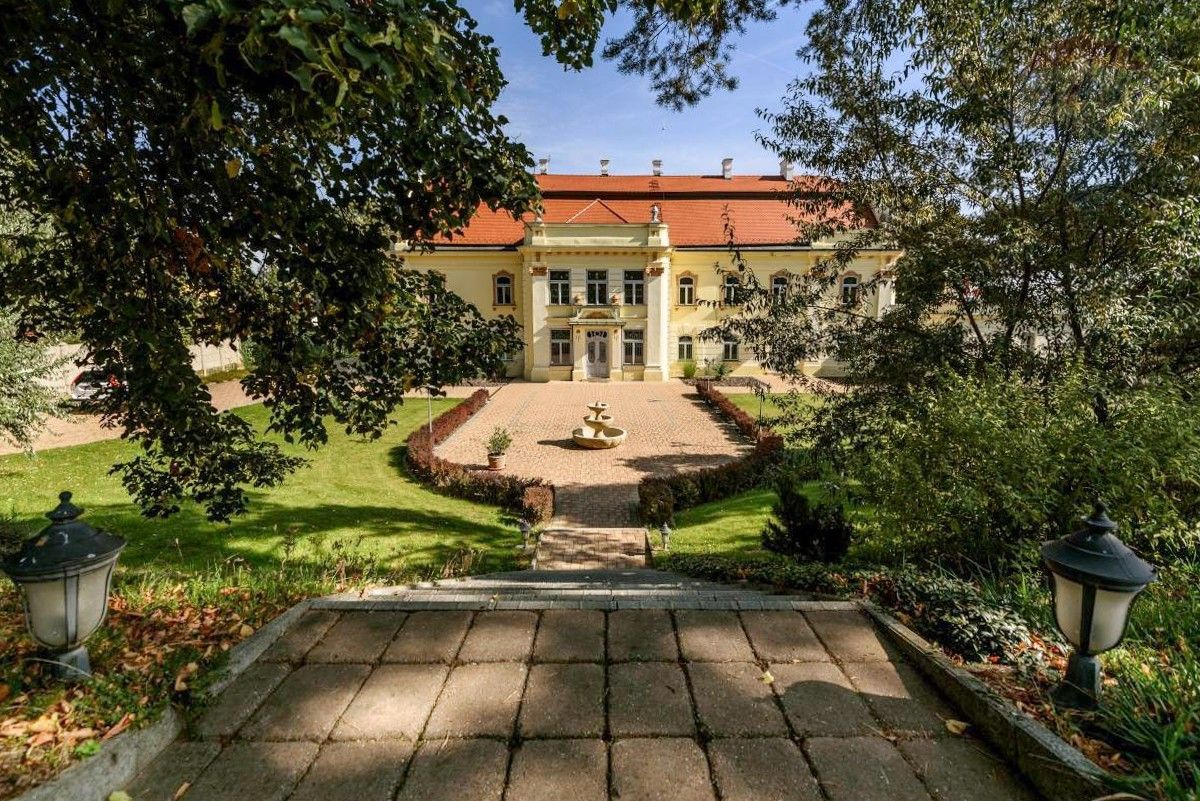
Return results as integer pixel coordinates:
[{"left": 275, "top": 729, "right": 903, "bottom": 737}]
[
  {"left": 487, "top": 427, "right": 512, "bottom": 455},
  {"left": 843, "top": 368, "right": 1200, "bottom": 564},
  {"left": 638, "top": 478, "right": 674, "bottom": 526},
  {"left": 681, "top": 360, "right": 697, "bottom": 380},
  {"left": 660, "top": 553, "right": 1036, "bottom": 665},
  {"left": 761, "top": 477, "right": 851, "bottom": 563},
  {"left": 521, "top": 486, "right": 554, "bottom": 525},
  {"left": 869, "top": 568, "right": 1037, "bottom": 663}
]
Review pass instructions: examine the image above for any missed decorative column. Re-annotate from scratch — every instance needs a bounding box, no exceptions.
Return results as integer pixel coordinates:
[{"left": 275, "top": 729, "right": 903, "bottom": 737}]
[
  {"left": 526, "top": 260, "right": 551, "bottom": 381},
  {"left": 643, "top": 256, "right": 670, "bottom": 381}
]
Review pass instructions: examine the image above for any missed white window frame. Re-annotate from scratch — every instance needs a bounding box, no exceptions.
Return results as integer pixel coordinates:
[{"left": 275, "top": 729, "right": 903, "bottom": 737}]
[
  {"left": 623, "top": 330, "right": 645, "bottom": 365},
  {"left": 549, "top": 329, "right": 572, "bottom": 365},
  {"left": 677, "top": 275, "right": 695, "bottom": 305},
  {"left": 772, "top": 275, "right": 788, "bottom": 301},
  {"left": 548, "top": 270, "right": 570, "bottom": 305},
  {"left": 494, "top": 273, "right": 514, "bottom": 306},
  {"left": 586, "top": 270, "right": 608, "bottom": 305},
  {"left": 723, "top": 275, "right": 739, "bottom": 305},
  {"left": 623, "top": 270, "right": 645, "bottom": 305},
  {"left": 722, "top": 339, "right": 740, "bottom": 361},
  {"left": 841, "top": 274, "right": 861, "bottom": 304},
  {"left": 677, "top": 336, "right": 694, "bottom": 361}
]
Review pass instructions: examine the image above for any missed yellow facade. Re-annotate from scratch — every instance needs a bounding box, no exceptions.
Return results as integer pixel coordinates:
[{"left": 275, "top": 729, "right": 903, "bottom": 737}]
[{"left": 404, "top": 221, "right": 898, "bottom": 381}]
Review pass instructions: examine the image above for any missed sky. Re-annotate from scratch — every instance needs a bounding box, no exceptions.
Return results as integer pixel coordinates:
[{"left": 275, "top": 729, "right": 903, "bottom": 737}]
[{"left": 463, "top": 0, "right": 815, "bottom": 177}]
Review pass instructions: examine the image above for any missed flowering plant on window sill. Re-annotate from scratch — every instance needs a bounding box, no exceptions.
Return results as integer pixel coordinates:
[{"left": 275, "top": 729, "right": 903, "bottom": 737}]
[{"left": 610, "top": 292, "right": 622, "bottom": 305}]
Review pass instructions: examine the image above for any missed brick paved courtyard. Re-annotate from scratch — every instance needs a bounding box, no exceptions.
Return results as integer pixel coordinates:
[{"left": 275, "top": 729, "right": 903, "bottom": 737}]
[
  {"left": 435, "top": 381, "right": 750, "bottom": 527},
  {"left": 127, "top": 600, "right": 1040, "bottom": 801}
]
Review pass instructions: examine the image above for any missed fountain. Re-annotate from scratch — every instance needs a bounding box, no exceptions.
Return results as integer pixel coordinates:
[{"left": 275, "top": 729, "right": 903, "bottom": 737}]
[{"left": 571, "top": 401, "right": 628, "bottom": 449}]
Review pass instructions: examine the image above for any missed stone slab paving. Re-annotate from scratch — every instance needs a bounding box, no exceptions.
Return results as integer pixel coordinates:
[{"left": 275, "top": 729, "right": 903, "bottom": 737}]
[{"left": 126, "top": 594, "right": 1044, "bottom": 801}]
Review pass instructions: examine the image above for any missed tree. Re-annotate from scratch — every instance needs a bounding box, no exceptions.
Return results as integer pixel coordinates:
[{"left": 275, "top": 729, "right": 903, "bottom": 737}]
[
  {"left": 695, "top": 0, "right": 1200, "bottom": 553},
  {"left": 0, "top": 309, "right": 63, "bottom": 455},
  {"left": 0, "top": 1, "right": 544, "bottom": 520}
]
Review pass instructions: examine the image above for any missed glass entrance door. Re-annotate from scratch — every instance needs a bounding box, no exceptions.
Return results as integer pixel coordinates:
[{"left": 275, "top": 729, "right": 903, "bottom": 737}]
[{"left": 586, "top": 331, "right": 608, "bottom": 379}]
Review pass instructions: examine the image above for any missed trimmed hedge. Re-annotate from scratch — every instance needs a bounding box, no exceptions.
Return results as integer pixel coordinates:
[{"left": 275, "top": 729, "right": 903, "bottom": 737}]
[
  {"left": 521, "top": 486, "right": 555, "bottom": 525},
  {"left": 638, "top": 382, "right": 785, "bottom": 524},
  {"left": 406, "top": 389, "right": 552, "bottom": 512}
]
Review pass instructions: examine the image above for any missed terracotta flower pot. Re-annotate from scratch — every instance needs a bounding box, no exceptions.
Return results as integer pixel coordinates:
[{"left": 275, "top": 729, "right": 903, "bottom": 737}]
[{"left": 487, "top": 452, "right": 506, "bottom": 470}]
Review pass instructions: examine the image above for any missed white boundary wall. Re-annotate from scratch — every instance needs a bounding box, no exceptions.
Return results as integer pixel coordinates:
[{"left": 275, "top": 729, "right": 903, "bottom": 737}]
[{"left": 43, "top": 342, "right": 243, "bottom": 394}]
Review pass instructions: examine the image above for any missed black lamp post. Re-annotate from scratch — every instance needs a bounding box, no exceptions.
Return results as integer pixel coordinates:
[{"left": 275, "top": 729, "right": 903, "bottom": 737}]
[
  {"left": 0, "top": 492, "right": 126, "bottom": 680},
  {"left": 1041, "top": 504, "right": 1156, "bottom": 709}
]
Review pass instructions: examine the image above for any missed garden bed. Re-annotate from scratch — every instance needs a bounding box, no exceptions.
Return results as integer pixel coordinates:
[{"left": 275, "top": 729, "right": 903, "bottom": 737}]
[{"left": 659, "top": 549, "right": 1198, "bottom": 800}]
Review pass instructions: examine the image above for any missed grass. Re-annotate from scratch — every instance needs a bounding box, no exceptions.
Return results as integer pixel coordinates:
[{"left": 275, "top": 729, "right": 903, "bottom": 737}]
[
  {"left": 0, "top": 399, "right": 523, "bottom": 581},
  {"left": 0, "top": 397, "right": 525, "bottom": 797},
  {"left": 725, "top": 391, "right": 819, "bottom": 433}
]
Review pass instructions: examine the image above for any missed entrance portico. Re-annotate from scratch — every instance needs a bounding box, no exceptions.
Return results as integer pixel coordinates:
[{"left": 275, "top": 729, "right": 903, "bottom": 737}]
[{"left": 523, "top": 219, "right": 671, "bottom": 383}]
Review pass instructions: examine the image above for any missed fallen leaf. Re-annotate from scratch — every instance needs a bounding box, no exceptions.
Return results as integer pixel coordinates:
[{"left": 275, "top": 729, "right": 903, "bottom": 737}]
[
  {"left": 27, "top": 731, "right": 55, "bottom": 747},
  {"left": 0, "top": 684, "right": 10, "bottom": 704},
  {"left": 238, "top": 624, "right": 254, "bottom": 639},
  {"left": 28, "top": 716, "right": 57, "bottom": 734},
  {"left": 109, "top": 792, "right": 134, "bottom": 801},
  {"left": 945, "top": 719, "right": 970, "bottom": 735},
  {"left": 172, "top": 781, "right": 191, "bottom": 800},
  {"left": 102, "top": 713, "right": 133, "bottom": 742},
  {"left": 759, "top": 670, "right": 775, "bottom": 684}
]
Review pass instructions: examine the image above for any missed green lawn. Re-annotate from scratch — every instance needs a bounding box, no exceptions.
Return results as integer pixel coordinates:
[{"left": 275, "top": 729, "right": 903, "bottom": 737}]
[
  {"left": 0, "top": 400, "right": 522, "bottom": 581},
  {"left": 725, "top": 391, "right": 819, "bottom": 432}
]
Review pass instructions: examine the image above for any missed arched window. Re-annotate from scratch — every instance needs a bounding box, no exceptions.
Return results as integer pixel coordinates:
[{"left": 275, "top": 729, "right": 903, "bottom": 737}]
[
  {"left": 772, "top": 275, "right": 789, "bottom": 302},
  {"left": 841, "top": 274, "right": 860, "bottom": 304},
  {"left": 677, "top": 275, "right": 695, "bottom": 305},
  {"left": 677, "top": 336, "right": 694, "bottom": 361},
  {"left": 494, "top": 273, "right": 514, "bottom": 306},
  {"left": 723, "top": 275, "right": 739, "bottom": 305}
]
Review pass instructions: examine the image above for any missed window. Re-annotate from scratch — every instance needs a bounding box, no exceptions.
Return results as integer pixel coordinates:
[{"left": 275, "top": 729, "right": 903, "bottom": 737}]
[
  {"left": 677, "top": 336, "right": 693, "bottom": 361},
  {"left": 624, "top": 270, "right": 645, "bottom": 305},
  {"left": 723, "top": 275, "right": 739, "bottom": 305},
  {"left": 493, "top": 273, "right": 513, "bottom": 306},
  {"left": 841, "top": 275, "right": 860, "bottom": 304},
  {"left": 550, "top": 329, "right": 572, "bottom": 365},
  {"left": 549, "top": 270, "right": 570, "bottom": 305},
  {"left": 723, "top": 339, "right": 740, "bottom": 361},
  {"left": 772, "top": 275, "right": 789, "bottom": 302},
  {"left": 624, "top": 330, "right": 644, "bottom": 365},
  {"left": 586, "top": 270, "right": 608, "bottom": 305},
  {"left": 677, "top": 275, "right": 695, "bottom": 305}
]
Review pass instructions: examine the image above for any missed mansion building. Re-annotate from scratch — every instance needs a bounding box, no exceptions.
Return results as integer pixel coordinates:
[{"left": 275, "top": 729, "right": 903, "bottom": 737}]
[{"left": 404, "top": 158, "right": 900, "bottom": 382}]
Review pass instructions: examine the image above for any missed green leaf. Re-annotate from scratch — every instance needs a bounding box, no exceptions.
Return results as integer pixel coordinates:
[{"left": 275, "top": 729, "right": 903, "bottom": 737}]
[
  {"left": 180, "top": 3, "right": 212, "bottom": 34},
  {"left": 209, "top": 99, "right": 223, "bottom": 130}
]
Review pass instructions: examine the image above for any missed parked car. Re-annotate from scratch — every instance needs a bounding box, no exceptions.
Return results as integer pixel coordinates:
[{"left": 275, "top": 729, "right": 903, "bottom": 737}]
[{"left": 68, "top": 368, "right": 123, "bottom": 408}]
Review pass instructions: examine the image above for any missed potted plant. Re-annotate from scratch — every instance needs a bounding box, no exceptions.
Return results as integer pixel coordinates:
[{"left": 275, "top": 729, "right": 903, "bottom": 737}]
[{"left": 487, "top": 427, "right": 513, "bottom": 470}]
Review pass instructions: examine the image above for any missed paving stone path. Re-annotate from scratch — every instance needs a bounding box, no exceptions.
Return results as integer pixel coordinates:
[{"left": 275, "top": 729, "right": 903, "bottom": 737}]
[
  {"left": 433, "top": 382, "right": 751, "bottom": 569},
  {"left": 126, "top": 571, "right": 1041, "bottom": 801}
]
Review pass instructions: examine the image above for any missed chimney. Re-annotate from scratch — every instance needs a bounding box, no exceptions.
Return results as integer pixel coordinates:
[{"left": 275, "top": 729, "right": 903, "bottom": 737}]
[
  {"left": 538, "top": 157, "right": 550, "bottom": 175},
  {"left": 652, "top": 159, "right": 663, "bottom": 176},
  {"left": 721, "top": 157, "right": 733, "bottom": 179},
  {"left": 779, "top": 158, "right": 793, "bottom": 181},
  {"left": 600, "top": 158, "right": 610, "bottom": 176}
]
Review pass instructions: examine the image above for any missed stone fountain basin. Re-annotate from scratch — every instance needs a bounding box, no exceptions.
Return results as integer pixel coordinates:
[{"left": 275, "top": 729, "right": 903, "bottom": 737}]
[{"left": 572, "top": 425, "right": 628, "bottom": 449}]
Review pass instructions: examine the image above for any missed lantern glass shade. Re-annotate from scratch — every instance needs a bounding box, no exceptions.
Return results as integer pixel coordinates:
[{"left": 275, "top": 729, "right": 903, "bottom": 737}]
[
  {"left": 1050, "top": 572, "right": 1139, "bottom": 655},
  {"left": 19, "top": 560, "right": 118, "bottom": 650}
]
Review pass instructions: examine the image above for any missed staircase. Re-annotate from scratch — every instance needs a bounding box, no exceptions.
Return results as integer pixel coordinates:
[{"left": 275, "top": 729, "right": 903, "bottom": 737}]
[{"left": 313, "top": 569, "right": 832, "bottom": 611}]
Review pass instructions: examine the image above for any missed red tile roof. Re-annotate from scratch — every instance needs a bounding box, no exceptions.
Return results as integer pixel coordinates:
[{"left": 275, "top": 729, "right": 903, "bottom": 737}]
[{"left": 434, "top": 173, "right": 867, "bottom": 248}]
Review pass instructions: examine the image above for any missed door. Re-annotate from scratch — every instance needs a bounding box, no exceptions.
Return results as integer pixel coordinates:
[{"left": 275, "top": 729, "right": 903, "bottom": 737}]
[{"left": 586, "top": 331, "right": 608, "bottom": 378}]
